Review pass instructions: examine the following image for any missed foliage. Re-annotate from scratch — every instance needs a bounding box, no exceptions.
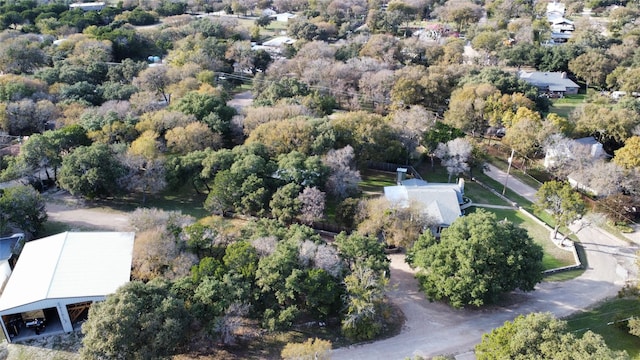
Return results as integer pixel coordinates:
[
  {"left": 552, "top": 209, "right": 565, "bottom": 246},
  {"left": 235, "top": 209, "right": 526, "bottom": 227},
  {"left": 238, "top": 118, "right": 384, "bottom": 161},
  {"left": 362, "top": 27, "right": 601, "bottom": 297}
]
[
  {"left": 341, "top": 264, "right": 388, "bottom": 341},
  {"left": 434, "top": 138, "right": 473, "bottom": 182},
  {"left": 535, "top": 180, "right": 586, "bottom": 240},
  {"left": 58, "top": 143, "right": 127, "bottom": 199},
  {"left": 269, "top": 183, "right": 302, "bottom": 224},
  {"left": 334, "top": 231, "right": 389, "bottom": 274},
  {"left": 0, "top": 184, "right": 47, "bottom": 236},
  {"left": 281, "top": 337, "right": 332, "bottom": 360},
  {"left": 408, "top": 210, "right": 544, "bottom": 308},
  {"left": 476, "top": 312, "right": 629, "bottom": 360},
  {"left": 81, "top": 280, "right": 191, "bottom": 360},
  {"left": 323, "top": 146, "right": 361, "bottom": 199},
  {"left": 614, "top": 136, "right": 640, "bottom": 170}
]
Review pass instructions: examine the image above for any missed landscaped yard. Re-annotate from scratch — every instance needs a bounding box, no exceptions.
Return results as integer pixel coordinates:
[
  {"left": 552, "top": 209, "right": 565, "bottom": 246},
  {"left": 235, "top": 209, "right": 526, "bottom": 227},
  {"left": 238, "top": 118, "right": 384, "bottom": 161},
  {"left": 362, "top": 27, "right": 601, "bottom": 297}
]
[
  {"left": 549, "top": 94, "right": 586, "bottom": 119},
  {"left": 565, "top": 297, "right": 640, "bottom": 359}
]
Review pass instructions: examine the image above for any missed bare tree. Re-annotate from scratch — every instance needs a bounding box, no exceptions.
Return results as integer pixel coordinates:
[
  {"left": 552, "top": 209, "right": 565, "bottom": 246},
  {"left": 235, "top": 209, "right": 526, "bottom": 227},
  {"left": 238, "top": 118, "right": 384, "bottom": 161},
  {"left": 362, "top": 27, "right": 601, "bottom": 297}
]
[
  {"left": 391, "top": 105, "right": 437, "bottom": 161},
  {"left": 323, "top": 146, "right": 361, "bottom": 199},
  {"left": 297, "top": 186, "right": 326, "bottom": 225},
  {"left": 434, "top": 138, "right": 472, "bottom": 182},
  {"left": 120, "top": 154, "right": 167, "bottom": 204}
]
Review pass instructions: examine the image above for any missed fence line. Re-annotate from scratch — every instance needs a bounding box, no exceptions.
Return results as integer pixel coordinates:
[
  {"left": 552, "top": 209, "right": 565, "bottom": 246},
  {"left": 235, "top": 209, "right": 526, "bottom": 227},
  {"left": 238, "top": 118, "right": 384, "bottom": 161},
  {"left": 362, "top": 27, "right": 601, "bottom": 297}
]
[{"left": 367, "top": 161, "right": 423, "bottom": 180}]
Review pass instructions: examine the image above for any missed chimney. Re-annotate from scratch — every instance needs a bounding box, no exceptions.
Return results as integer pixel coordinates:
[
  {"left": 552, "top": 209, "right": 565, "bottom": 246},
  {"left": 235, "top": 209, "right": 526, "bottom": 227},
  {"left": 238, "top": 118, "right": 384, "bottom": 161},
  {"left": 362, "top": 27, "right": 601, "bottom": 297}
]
[{"left": 561, "top": 72, "right": 567, "bottom": 78}]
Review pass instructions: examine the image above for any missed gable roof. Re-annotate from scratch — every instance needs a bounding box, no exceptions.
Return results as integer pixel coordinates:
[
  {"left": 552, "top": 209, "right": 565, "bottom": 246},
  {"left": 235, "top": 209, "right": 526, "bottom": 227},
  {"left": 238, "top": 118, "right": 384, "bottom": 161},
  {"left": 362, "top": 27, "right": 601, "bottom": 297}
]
[
  {"left": 518, "top": 71, "right": 579, "bottom": 92},
  {"left": 384, "top": 185, "right": 463, "bottom": 226},
  {"left": 0, "top": 232, "right": 134, "bottom": 312}
]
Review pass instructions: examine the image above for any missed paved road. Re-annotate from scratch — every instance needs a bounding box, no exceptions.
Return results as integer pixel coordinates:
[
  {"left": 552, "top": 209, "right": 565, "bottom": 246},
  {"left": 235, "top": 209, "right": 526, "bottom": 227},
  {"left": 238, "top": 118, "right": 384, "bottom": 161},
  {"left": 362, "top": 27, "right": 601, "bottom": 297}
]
[{"left": 332, "top": 166, "right": 637, "bottom": 359}]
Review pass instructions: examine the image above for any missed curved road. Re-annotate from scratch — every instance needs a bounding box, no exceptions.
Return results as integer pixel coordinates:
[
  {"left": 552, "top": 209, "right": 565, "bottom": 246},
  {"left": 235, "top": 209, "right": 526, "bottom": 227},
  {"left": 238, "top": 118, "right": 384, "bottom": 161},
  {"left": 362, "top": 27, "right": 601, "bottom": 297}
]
[{"left": 332, "top": 165, "right": 638, "bottom": 359}]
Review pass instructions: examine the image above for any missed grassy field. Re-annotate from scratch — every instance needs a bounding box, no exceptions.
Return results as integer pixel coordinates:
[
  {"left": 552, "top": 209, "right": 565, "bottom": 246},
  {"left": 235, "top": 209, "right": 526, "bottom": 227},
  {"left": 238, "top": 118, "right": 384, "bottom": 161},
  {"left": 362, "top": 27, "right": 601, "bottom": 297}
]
[
  {"left": 564, "top": 297, "right": 640, "bottom": 359},
  {"left": 548, "top": 94, "right": 587, "bottom": 119}
]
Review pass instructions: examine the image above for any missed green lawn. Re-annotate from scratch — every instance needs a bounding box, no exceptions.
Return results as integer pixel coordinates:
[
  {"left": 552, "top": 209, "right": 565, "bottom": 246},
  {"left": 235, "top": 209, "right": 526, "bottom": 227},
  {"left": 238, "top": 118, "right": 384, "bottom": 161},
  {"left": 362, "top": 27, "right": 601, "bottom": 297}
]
[
  {"left": 549, "top": 94, "right": 586, "bottom": 119},
  {"left": 359, "top": 169, "right": 397, "bottom": 194},
  {"left": 91, "top": 185, "right": 210, "bottom": 219},
  {"left": 564, "top": 298, "right": 640, "bottom": 359}
]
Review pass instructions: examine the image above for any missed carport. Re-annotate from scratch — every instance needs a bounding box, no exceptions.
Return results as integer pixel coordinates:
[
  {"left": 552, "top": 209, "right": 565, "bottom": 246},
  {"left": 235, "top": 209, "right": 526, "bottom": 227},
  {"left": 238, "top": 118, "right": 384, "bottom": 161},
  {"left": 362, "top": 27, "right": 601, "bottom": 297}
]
[{"left": 0, "top": 232, "right": 135, "bottom": 342}]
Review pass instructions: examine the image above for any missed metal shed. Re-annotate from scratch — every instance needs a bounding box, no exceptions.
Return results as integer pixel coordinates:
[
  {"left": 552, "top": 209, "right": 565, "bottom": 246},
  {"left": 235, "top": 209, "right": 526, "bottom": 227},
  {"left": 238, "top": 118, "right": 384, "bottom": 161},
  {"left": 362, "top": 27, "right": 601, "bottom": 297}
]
[{"left": 0, "top": 232, "right": 135, "bottom": 342}]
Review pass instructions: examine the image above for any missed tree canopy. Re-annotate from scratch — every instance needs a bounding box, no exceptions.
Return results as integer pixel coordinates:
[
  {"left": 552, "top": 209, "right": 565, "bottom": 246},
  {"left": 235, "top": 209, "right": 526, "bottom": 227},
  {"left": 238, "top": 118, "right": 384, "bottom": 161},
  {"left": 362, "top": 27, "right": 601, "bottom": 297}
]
[{"left": 407, "top": 210, "right": 543, "bottom": 308}]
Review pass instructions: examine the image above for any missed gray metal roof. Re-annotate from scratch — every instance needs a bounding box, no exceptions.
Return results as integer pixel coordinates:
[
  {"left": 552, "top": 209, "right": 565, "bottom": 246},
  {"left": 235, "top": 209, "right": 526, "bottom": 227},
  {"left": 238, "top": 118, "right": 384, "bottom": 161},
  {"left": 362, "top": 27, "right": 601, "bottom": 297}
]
[{"left": 518, "top": 71, "right": 579, "bottom": 92}]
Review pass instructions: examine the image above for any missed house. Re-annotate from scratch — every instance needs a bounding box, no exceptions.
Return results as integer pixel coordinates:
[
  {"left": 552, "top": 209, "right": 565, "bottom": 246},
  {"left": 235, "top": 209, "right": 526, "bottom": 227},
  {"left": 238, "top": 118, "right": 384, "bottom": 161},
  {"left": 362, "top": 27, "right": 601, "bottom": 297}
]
[
  {"left": 69, "top": 2, "right": 106, "bottom": 11},
  {"left": 518, "top": 70, "right": 580, "bottom": 97},
  {"left": 273, "top": 12, "right": 297, "bottom": 23},
  {"left": 0, "top": 232, "right": 134, "bottom": 342},
  {"left": 544, "top": 136, "right": 605, "bottom": 169},
  {"left": 384, "top": 177, "right": 467, "bottom": 237}
]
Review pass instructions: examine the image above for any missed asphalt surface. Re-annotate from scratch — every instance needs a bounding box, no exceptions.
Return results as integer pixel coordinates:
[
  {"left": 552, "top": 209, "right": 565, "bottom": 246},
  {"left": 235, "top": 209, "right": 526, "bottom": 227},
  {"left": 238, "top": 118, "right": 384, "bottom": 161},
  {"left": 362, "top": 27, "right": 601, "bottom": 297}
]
[{"left": 332, "top": 165, "right": 638, "bottom": 360}]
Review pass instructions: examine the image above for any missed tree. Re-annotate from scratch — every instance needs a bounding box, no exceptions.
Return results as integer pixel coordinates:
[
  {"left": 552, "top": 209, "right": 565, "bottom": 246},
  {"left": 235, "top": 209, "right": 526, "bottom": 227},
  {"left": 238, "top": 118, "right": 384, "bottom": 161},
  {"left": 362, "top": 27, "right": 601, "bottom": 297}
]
[
  {"left": 476, "top": 312, "right": 629, "bottom": 360},
  {"left": 434, "top": 138, "right": 473, "bottom": 182},
  {"left": 535, "top": 180, "right": 586, "bottom": 241},
  {"left": 165, "top": 122, "right": 223, "bottom": 154},
  {"left": 322, "top": 146, "right": 361, "bottom": 199},
  {"left": 614, "top": 136, "right": 640, "bottom": 170},
  {"left": 433, "top": 0, "right": 482, "bottom": 32},
  {"left": 422, "top": 121, "right": 465, "bottom": 167},
  {"left": 133, "top": 66, "right": 173, "bottom": 104},
  {"left": 58, "top": 143, "right": 126, "bottom": 199},
  {"left": 569, "top": 50, "right": 616, "bottom": 90},
  {"left": 390, "top": 105, "right": 437, "bottom": 161},
  {"left": 0, "top": 35, "right": 47, "bottom": 74},
  {"left": 341, "top": 264, "right": 388, "bottom": 341},
  {"left": 81, "top": 280, "right": 191, "bottom": 360},
  {"left": 120, "top": 154, "right": 167, "bottom": 204},
  {"left": 3, "top": 99, "right": 57, "bottom": 136},
  {"left": 444, "top": 83, "right": 499, "bottom": 137},
  {"left": 357, "top": 197, "right": 434, "bottom": 248},
  {"left": 298, "top": 186, "right": 326, "bottom": 225},
  {"left": 334, "top": 231, "right": 389, "bottom": 274},
  {"left": 0, "top": 185, "right": 47, "bottom": 236},
  {"left": 270, "top": 183, "right": 301, "bottom": 224},
  {"left": 281, "top": 338, "right": 332, "bottom": 360},
  {"left": 408, "top": 210, "right": 543, "bottom": 308}
]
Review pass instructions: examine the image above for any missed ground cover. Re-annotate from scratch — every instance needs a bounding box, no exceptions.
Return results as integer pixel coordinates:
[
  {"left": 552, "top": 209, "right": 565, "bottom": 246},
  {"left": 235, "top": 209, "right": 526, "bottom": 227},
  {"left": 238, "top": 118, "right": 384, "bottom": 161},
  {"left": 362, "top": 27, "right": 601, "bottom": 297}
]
[
  {"left": 564, "top": 297, "right": 640, "bottom": 359},
  {"left": 549, "top": 94, "right": 586, "bottom": 119}
]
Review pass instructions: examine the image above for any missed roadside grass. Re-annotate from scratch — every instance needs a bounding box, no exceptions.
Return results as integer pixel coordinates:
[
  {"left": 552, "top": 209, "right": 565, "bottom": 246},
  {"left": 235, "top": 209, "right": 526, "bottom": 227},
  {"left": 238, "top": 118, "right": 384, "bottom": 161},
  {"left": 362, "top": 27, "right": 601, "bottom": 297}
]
[
  {"left": 470, "top": 207, "right": 576, "bottom": 270},
  {"left": 544, "top": 269, "right": 585, "bottom": 281},
  {"left": 564, "top": 297, "right": 640, "bottom": 359}
]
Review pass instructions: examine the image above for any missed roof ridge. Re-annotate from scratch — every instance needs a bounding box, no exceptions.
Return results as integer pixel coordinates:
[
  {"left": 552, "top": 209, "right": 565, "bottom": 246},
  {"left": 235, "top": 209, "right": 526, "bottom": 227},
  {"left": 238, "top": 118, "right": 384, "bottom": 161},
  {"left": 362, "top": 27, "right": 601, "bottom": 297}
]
[{"left": 45, "top": 231, "right": 69, "bottom": 299}]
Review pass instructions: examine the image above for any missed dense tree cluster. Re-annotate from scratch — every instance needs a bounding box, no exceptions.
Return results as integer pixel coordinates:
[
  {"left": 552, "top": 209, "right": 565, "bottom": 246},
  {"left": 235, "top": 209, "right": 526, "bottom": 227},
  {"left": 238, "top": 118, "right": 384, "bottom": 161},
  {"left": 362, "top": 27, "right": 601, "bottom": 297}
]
[{"left": 81, "top": 211, "right": 390, "bottom": 356}]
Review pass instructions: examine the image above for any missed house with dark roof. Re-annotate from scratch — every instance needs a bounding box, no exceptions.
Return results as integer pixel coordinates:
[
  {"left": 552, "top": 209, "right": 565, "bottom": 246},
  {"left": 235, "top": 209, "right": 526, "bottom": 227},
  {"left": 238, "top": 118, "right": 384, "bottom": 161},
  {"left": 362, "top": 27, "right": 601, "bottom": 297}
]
[
  {"left": 518, "top": 70, "right": 580, "bottom": 97},
  {"left": 384, "top": 178, "right": 468, "bottom": 237}
]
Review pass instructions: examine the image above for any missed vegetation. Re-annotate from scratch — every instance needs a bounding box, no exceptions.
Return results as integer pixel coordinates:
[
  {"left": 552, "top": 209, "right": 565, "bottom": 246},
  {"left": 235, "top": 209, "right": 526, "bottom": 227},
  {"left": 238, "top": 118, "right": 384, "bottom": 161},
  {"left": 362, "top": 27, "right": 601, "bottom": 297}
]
[{"left": 0, "top": 0, "right": 638, "bottom": 356}]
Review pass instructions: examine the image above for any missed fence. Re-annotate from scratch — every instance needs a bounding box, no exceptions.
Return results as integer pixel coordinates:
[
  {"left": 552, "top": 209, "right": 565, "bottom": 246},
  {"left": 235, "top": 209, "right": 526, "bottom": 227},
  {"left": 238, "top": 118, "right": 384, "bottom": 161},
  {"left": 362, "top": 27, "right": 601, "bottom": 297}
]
[{"left": 367, "top": 161, "right": 423, "bottom": 180}]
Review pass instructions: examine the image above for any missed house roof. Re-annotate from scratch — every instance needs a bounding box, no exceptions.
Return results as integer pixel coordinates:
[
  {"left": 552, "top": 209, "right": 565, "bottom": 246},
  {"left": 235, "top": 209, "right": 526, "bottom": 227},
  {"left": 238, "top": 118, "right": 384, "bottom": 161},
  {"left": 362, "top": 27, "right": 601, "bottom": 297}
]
[
  {"left": 384, "top": 185, "right": 463, "bottom": 226},
  {"left": 518, "top": 71, "right": 579, "bottom": 92},
  {"left": 0, "top": 232, "right": 134, "bottom": 313}
]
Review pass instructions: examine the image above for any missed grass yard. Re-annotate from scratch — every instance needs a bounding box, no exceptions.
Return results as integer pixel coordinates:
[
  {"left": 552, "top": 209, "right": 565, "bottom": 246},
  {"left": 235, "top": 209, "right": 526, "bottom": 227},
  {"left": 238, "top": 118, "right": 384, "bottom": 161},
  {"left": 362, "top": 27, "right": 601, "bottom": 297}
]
[
  {"left": 564, "top": 297, "right": 640, "bottom": 359},
  {"left": 549, "top": 94, "right": 586, "bottom": 119},
  {"left": 359, "top": 169, "right": 397, "bottom": 194},
  {"left": 470, "top": 207, "right": 576, "bottom": 270},
  {"left": 94, "top": 185, "right": 210, "bottom": 219}
]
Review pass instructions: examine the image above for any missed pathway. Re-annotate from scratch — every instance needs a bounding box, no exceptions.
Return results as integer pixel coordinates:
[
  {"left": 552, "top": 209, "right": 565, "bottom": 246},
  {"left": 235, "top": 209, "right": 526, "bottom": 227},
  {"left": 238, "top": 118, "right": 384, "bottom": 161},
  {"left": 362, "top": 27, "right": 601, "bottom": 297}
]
[
  {"left": 483, "top": 163, "right": 537, "bottom": 202},
  {"left": 332, "top": 166, "right": 637, "bottom": 359}
]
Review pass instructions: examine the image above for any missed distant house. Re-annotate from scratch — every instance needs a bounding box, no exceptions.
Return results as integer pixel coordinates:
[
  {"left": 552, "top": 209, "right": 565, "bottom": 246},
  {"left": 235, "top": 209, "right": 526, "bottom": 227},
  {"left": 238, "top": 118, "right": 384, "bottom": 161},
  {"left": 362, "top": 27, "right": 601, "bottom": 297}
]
[
  {"left": 273, "top": 12, "right": 297, "bottom": 22},
  {"left": 384, "top": 178, "right": 467, "bottom": 237},
  {"left": 69, "top": 2, "right": 105, "bottom": 11},
  {"left": 544, "top": 137, "right": 608, "bottom": 196},
  {"left": 518, "top": 70, "right": 580, "bottom": 97}
]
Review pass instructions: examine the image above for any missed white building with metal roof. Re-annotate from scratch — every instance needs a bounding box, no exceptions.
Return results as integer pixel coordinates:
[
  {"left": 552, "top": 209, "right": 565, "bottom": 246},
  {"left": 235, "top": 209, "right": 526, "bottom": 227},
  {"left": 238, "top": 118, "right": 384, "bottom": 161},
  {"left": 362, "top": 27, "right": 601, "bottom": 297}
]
[{"left": 0, "top": 232, "right": 134, "bottom": 342}]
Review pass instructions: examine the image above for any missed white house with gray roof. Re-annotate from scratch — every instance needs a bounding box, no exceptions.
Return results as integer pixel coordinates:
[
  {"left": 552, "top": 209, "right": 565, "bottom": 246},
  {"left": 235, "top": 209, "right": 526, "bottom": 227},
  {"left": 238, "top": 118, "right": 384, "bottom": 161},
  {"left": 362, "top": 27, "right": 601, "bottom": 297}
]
[
  {"left": 518, "top": 70, "right": 580, "bottom": 97},
  {"left": 384, "top": 179, "right": 466, "bottom": 237}
]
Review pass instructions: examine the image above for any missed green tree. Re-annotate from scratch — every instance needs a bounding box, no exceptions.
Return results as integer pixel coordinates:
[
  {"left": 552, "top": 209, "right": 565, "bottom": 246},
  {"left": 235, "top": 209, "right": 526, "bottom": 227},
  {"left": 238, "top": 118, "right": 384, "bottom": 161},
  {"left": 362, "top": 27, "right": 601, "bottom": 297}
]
[
  {"left": 569, "top": 50, "right": 616, "bottom": 90},
  {"left": 270, "top": 183, "right": 302, "bottom": 224},
  {"left": 58, "top": 143, "right": 126, "bottom": 199},
  {"left": 81, "top": 280, "right": 191, "bottom": 360},
  {"left": 614, "top": 136, "right": 640, "bottom": 170},
  {"left": 0, "top": 185, "right": 47, "bottom": 236},
  {"left": 334, "top": 231, "right": 389, "bottom": 274},
  {"left": 341, "top": 264, "right": 387, "bottom": 341},
  {"left": 408, "top": 210, "right": 543, "bottom": 308},
  {"left": 444, "top": 83, "right": 499, "bottom": 137},
  {"left": 535, "top": 180, "right": 586, "bottom": 241},
  {"left": 476, "top": 312, "right": 629, "bottom": 360}
]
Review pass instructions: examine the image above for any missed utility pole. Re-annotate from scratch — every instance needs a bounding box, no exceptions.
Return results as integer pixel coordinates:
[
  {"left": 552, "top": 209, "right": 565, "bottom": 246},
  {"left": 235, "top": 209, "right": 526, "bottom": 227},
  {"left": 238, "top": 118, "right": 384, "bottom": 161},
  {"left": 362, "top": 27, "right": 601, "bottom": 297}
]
[{"left": 503, "top": 149, "right": 515, "bottom": 195}]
